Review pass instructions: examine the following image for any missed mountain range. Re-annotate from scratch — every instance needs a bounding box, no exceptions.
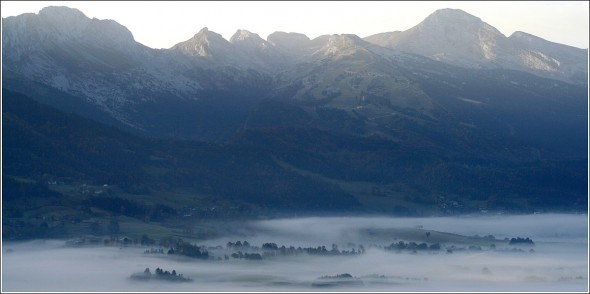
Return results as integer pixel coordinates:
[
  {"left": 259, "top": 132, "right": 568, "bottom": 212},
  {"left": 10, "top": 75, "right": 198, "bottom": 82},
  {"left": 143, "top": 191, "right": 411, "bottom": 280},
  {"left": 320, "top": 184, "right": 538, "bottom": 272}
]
[{"left": 1, "top": 6, "right": 588, "bottom": 230}]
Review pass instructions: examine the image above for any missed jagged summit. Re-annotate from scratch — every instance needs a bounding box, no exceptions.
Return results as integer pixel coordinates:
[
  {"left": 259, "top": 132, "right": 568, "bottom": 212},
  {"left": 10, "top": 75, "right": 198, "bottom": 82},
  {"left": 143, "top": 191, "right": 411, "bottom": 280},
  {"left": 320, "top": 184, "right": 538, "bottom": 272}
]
[
  {"left": 230, "top": 29, "right": 263, "bottom": 43},
  {"left": 192, "top": 27, "right": 228, "bottom": 42},
  {"left": 311, "top": 34, "right": 375, "bottom": 59},
  {"left": 36, "top": 6, "right": 135, "bottom": 41},
  {"left": 230, "top": 29, "right": 273, "bottom": 54},
  {"left": 3, "top": 5, "right": 586, "bottom": 85},
  {"left": 21, "top": 6, "right": 90, "bottom": 40},
  {"left": 2, "top": 5, "right": 136, "bottom": 57},
  {"left": 194, "top": 27, "right": 217, "bottom": 39},
  {"left": 171, "top": 27, "right": 232, "bottom": 57}
]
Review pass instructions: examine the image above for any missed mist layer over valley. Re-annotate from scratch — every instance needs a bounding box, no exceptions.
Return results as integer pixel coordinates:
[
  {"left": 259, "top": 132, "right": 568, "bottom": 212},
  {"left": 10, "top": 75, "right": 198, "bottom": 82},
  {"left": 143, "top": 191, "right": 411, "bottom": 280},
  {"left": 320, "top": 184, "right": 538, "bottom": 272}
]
[{"left": 2, "top": 214, "right": 587, "bottom": 292}]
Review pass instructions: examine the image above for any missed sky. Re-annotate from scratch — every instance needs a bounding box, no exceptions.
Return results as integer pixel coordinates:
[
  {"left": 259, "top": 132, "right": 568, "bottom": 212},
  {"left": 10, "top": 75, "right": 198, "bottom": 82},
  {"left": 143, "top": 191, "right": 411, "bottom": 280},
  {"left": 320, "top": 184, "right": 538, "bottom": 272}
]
[{"left": 1, "top": 1, "right": 589, "bottom": 49}]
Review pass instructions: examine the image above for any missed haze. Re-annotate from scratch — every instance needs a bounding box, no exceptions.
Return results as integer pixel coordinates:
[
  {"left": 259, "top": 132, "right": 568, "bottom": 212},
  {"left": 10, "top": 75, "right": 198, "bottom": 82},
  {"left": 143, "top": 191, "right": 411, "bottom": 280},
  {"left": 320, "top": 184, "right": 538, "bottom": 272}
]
[
  {"left": 2, "top": 214, "right": 588, "bottom": 292},
  {"left": 1, "top": 1, "right": 588, "bottom": 49}
]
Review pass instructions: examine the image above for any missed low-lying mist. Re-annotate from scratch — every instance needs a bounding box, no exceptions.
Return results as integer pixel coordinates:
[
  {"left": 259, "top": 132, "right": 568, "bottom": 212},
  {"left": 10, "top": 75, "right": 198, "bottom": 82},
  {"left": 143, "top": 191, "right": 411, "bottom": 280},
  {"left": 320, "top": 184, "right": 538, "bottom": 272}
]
[{"left": 2, "top": 214, "right": 587, "bottom": 292}]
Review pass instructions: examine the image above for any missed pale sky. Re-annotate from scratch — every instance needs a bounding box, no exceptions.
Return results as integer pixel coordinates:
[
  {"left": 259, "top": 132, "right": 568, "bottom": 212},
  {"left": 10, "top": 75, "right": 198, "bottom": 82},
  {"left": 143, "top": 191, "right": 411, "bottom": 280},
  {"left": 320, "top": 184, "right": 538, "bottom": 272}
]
[{"left": 1, "top": 1, "right": 589, "bottom": 49}]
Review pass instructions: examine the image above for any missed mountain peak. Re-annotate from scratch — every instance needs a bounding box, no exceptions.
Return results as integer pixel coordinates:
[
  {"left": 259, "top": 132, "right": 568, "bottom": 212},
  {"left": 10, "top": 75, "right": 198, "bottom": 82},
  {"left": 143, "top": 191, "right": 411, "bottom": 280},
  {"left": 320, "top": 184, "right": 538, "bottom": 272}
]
[
  {"left": 267, "top": 31, "right": 310, "bottom": 46},
  {"left": 230, "top": 29, "right": 264, "bottom": 43},
  {"left": 38, "top": 6, "right": 134, "bottom": 43},
  {"left": 38, "top": 6, "right": 88, "bottom": 20},
  {"left": 417, "top": 8, "right": 502, "bottom": 35},
  {"left": 392, "top": 7, "right": 506, "bottom": 63},
  {"left": 34, "top": 6, "right": 90, "bottom": 38},
  {"left": 230, "top": 29, "right": 272, "bottom": 53},
  {"left": 171, "top": 27, "right": 232, "bottom": 57},
  {"left": 3, "top": 5, "right": 136, "bottom": 53},
  {"left": 313, "top": 34, "right": 371, "bottom": 58},
  {"left": 192, "top": 27, "right": 225, "bottom": 40},
  {"left": 267, "top": 32, "right": 312, "bottom": 56},
  {"left": 427, "top": 8, "right": 482, "bottom": 22},
  {"left": 324, "top": 34, "right": 365, "bottom": 49}
]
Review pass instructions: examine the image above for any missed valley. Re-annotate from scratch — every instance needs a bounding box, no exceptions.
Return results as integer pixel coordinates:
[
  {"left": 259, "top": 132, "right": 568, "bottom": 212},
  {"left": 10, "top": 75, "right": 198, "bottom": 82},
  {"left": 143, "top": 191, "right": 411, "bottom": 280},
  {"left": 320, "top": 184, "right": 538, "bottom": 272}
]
[
  {"left": 2, "top": 5, "right": 588, "bottom": 242},
  {"left": 2, "top": 3, "right": 588, "bottom": 292},
  {"left": 2, "top": 215, "right": 587, "bottom": 292}
]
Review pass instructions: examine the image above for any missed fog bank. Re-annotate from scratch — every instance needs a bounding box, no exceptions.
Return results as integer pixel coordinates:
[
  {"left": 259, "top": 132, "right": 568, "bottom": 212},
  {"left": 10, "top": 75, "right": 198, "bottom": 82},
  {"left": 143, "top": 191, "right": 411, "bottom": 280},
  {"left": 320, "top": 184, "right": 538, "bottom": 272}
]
[{"left": 2, "top": 214, "right": 587, "bottom": 292}]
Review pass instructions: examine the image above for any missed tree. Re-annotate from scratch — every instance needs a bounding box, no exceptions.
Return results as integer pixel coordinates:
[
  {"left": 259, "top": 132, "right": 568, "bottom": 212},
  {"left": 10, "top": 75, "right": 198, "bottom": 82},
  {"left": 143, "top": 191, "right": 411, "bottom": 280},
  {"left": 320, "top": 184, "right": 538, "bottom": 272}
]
[
  {"left": 244, "top": 253, "right": 262, "bottom": 260},
  {"left": 262, "top": 242, "right": 278, "bottom": 250},
  {"left": 509, "top": 237, "right": 534, "bottom": 245}
]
